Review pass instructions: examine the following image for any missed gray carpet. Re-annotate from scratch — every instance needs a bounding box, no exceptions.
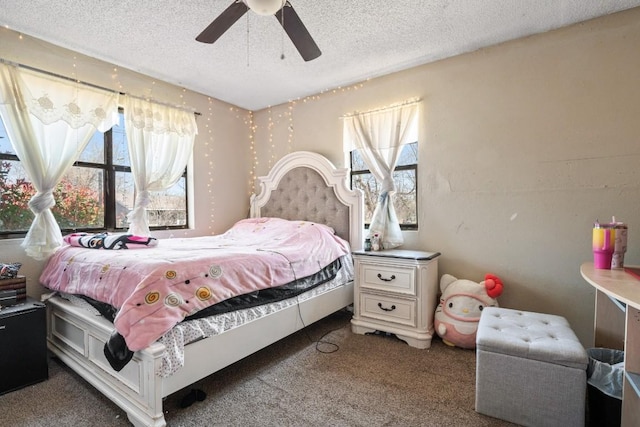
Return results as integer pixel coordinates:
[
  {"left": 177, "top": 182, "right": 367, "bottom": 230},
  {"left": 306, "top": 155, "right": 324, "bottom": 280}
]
[{"left": 0, "top": 309, "right": 516, "bottom": 426}]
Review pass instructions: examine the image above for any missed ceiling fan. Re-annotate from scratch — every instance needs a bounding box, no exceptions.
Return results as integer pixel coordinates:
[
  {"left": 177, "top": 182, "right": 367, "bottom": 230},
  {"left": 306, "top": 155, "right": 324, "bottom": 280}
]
[{"left": 196, "top": 0, "right": 321, "bottom": 62}]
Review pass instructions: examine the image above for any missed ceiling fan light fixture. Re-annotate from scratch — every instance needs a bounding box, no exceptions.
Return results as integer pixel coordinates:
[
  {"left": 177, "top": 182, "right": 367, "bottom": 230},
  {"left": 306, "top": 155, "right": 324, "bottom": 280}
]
[
  {"left": 244, "top": 0, "right": 286, "bottom": 16},
  {"left": 197, "top": 0, "right": 320, "bottom": 61}
]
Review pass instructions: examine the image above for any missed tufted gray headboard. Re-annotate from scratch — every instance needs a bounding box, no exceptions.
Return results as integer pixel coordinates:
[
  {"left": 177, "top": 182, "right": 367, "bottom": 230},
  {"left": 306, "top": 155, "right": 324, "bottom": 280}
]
[
  {"left": 260, "top": 166, "right": 350, "bottom": 242},
  {"left": 250, "top": 151, "right": 364, "bottom": 251}
]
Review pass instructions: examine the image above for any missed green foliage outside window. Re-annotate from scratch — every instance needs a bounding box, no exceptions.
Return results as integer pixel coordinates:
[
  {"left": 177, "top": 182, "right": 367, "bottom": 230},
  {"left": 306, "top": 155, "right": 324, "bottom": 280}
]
[{"left": 0, "top": 161, "right": 102, "bottom": 232}]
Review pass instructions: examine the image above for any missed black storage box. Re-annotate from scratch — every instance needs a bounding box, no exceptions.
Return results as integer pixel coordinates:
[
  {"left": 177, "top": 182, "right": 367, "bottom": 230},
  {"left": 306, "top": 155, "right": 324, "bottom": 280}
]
[{"left": 0, "top": 298, "right": 48, "bottom": 395}]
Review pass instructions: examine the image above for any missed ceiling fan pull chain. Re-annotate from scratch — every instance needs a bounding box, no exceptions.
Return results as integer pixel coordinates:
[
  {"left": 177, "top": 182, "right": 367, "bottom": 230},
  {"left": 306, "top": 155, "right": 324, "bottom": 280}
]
[
  {"left": 246, "top": 12, "right": 250, "bottom": 67},
  {"left": 195, "top": 0, "right": 320, "bottom": 62},
  {"left": 280, "top": 5, "right": 285, "bottom": 60}
]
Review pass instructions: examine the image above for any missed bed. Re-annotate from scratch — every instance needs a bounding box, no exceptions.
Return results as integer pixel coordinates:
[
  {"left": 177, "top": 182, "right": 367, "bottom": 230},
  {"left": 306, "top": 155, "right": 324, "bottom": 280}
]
[{"left": 42, "top": 151, "right": 364, "bottom": 427}]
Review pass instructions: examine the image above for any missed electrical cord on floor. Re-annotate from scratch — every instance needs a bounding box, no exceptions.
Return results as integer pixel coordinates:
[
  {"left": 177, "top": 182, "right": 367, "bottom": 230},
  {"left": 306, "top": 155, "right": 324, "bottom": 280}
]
[
  {"left": 262, "top": 249, "right": 352, "bottom": 356},
  {"left": 304, "top": 307, "right": 352, "bottom": 354}
]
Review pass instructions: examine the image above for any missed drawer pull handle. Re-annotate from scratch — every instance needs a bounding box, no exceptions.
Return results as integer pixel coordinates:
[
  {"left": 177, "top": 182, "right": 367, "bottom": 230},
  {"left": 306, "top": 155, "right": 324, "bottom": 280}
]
[
  {"left": 377, "top": 273, "right": 396, "bottom": 282},
  {"left": 378, "top": 303, "right": 396, "bottom": 312}
]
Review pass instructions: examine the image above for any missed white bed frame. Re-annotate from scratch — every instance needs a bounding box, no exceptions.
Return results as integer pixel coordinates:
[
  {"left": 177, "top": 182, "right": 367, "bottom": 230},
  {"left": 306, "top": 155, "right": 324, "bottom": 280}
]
[{"left": 45, "top": 151, "right": 363, "bottom": 427}]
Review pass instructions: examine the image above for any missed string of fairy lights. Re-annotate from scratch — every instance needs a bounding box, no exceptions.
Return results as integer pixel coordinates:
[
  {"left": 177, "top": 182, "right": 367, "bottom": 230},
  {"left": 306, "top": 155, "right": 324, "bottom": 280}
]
[
  {"left": 236, "top": 80, "right": 367, "bottom": 197},
  {"left": 6, "top": 29, "right": 367, "bottom": 234},
  {"left": 204, "top": 97, "right": 216, "bottom": 233}
]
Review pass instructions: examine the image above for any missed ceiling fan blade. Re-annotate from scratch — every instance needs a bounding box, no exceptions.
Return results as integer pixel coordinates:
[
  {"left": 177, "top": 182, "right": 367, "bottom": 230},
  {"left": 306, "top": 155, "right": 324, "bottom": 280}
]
[
  {"left": 196, "top": 1, "right": 248, "bottom": 44},
  {"left": 275, "top": 3, "right": 321, "bottom": 61}
]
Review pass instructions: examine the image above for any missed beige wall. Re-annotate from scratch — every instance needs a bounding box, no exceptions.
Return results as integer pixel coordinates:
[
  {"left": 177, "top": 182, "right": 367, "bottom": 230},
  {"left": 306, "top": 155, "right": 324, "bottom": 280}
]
[
  {"left": 1, "top": 7, "right": 639, "bottom": 346},
  {"left": 0, "top": 27, "right": 253, "bottom": 296},
  {"left": 251, "top": 7, "right": 640, "bottom": 346}
]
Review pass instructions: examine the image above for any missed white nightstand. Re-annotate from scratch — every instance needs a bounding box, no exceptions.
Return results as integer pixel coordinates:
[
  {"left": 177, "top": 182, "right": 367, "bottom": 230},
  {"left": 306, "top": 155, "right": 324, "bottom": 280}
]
[{"left": 350, "top": 249, "right": 440, "bottom": 349}]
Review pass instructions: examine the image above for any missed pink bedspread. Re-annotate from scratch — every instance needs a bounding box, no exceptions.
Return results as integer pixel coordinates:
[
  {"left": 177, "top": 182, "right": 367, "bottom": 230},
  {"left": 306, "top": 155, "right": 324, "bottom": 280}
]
[{"left": 40, "top": 218, "right": 351, "bottom": 351}]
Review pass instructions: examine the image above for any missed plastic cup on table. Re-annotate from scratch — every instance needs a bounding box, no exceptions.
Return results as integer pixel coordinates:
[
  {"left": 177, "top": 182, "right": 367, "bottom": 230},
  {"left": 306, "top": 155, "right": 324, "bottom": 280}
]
[
  {"left": 592, "top": 224, "right": 615, "bottom": 270},
  {"left": 593, "top": 250, "right": 614, "bottom": 269}
]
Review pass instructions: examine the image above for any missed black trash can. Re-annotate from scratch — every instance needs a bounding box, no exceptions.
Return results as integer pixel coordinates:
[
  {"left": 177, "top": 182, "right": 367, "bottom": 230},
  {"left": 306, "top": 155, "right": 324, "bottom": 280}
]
[{"left": 586, "top": 347, "right": 624, "bottom": 427}]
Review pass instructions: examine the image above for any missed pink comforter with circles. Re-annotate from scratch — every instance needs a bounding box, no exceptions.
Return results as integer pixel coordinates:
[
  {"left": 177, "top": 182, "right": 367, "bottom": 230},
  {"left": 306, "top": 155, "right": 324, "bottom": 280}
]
[{"left": 40, "top": 217, "right": 350, "bottom": 351}]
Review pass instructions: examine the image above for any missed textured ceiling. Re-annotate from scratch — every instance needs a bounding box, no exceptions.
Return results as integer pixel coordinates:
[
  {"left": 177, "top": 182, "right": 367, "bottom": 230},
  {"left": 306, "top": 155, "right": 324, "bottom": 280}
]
[{"left": 1, "top": 0, "right": 639, "bottom": 111}]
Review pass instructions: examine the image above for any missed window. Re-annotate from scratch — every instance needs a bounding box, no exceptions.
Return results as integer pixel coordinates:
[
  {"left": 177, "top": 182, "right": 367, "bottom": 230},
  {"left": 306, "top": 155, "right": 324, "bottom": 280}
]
[
  {"left": 350, "top": 142, "right": 418, "bottom": 229},
  {"left": 0, "top": 111, "right": 187, "bottom": 237}
]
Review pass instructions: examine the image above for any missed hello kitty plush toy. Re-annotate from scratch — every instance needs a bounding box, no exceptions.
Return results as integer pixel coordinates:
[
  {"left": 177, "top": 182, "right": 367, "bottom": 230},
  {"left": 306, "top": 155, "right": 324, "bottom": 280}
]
[{"left": 434, "top": 273, "right": 504, "bottom": 349}]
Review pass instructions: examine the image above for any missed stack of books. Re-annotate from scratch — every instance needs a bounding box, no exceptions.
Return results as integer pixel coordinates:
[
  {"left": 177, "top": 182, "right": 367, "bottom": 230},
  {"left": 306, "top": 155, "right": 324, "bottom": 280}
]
[{"left": 0, "top": 276, "right": 26, "bottom": 307}]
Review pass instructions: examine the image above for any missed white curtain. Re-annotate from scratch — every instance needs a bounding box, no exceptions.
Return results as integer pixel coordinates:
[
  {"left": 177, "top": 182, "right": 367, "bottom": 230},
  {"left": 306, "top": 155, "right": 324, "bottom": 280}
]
[
  {"left": 343, "top": 100, "right": 419, "bottom": 250},
  {"left": 122, "top": 95, "right": 197, "bottom": 236},
  {"left": 0, "top": 63, "right": 119, "bottom": 260}
]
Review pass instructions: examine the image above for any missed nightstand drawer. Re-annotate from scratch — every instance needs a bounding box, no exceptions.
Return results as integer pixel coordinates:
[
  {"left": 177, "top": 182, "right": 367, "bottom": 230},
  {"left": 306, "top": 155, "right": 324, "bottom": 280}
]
[
  {"left": 360, "top": 292, "right": 416, "bottom": 327},
  {"left": 359, "top": 264, "right": 415, "bottom": 295}
]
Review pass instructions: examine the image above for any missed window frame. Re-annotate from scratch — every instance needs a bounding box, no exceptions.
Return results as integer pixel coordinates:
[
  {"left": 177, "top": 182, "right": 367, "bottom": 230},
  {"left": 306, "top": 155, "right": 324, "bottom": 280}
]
[
  {"left": 0, "top": 111, "right": 189, "bottom": 238},
  {"left": 349, "top": 144, "right": 418, "bottom": 231}
]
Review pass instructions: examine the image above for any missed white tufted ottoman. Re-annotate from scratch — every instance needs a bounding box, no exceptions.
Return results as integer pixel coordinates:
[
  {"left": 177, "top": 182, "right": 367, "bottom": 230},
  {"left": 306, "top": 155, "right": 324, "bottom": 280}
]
[{"left": 475, "top": 307, "right": 588, "bottom": 427}]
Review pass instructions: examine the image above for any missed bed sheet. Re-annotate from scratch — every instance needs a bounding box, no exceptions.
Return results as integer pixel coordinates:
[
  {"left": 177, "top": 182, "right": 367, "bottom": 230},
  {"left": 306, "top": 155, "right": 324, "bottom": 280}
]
[{"left": 59, "top": 254, "right": 353, "bottom": 377}]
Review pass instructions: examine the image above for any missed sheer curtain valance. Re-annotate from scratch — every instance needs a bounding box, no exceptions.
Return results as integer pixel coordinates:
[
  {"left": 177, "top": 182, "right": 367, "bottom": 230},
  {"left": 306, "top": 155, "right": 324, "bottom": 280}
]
[
  {"left": 343, "top": 99, "right": 420, "bottom": 250},
  {"left": 122, "top": 95, "right": 197, "bottom": 236},
  {"left": 0, "top": 63, "right": 120, "bottom": 260}
]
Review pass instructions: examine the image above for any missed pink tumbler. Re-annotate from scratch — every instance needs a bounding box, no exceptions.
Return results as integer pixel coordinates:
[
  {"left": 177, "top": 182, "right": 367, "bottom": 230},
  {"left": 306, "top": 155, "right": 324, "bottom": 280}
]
[{"left": 593, "top": 221, "right": 615, "bottom": 269}]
